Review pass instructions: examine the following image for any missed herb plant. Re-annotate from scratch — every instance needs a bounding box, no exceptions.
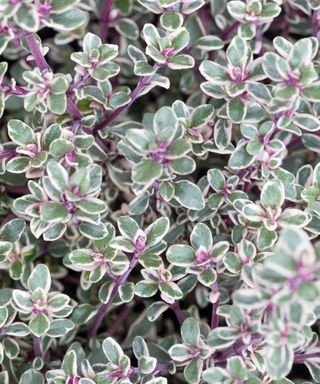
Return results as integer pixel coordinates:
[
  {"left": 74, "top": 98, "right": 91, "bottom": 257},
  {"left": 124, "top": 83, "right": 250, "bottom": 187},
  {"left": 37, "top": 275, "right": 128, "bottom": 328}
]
[{"left": 1, "top": 0, "right": 320, "bottom": 383}]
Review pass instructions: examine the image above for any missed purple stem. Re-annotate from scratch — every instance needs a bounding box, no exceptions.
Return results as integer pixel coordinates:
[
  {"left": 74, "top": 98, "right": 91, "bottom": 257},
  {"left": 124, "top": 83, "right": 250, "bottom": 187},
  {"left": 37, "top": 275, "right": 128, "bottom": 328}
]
[
  {"left": 220, "top": 21, "right": 240, "bottom": 41},
  {"left": 287, "top": 135, "right": 302, "bottom": 150},
  {"left": 0, "top": 84, "right": 28, "bottom": 96},
  {"left": 294, "top": 352, "right": 320, "bottom": 363},
  {"left": 26, "top": 33, "right": 108, "bottom": 152},
  {"left": 33, "top": 336, "right": 42, "bottom": 358},
  {"left": 25, "top": 34, "right": 50, "bottom": 73},
  {"left": 210, "top": 282, "right": 219, "bottom": 329},
  {"left": 68, "top": 72, "right": 90, "bottom": 93},
  {"left": 88, "top": 249, "right": 142, "bottom": 337},
  {"left": 312, "top": 10, "right": 320, "bottom": 37},
  {"left": 3, "top": 184, "right": 30, "bottom": 194},
  {"left": 99, "top": 0, "right": 113, "bottom": 42},
  {"left": 170, "top": 301, "right": 185, "bottom": 325},
  {"left": 26, "top": 34, "right": 80, "bottom": 123},
  {"left": 67, "top": 98, "right": 82, "bottom": 121},
  {"left": 93, "top": 65, "right": 160, "bottom": 133},
  {"left": 213, "top": 333, "right": 263, "bottom": 363}
]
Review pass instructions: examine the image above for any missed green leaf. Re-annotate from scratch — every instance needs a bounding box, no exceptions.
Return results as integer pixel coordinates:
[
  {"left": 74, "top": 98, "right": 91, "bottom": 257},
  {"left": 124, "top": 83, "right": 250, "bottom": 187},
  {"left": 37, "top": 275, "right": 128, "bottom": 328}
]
[
  {"left": 171, "top": 28, "right": 190, "bottom": 53},
  {"left": 29, "top": 313, "right": 50, "bottom": 337},
  {"left": 265, "top": 345, "right": 293, "bottom": 380},
  {"left": 0, "top": 218, "right": 25, "bottom": 243},
  {"left": 160, "top": 11, "right": 183, "bottom": 31},
  {"left": 257, "top": 228, "right": 277, "bottom": 250},
  {"left": 207, "top": 169, "right": 225, "bottom": 191},
  {"left": 298, "top": 282, "right": 318, "bottom": 301},
  {"left": 168, "top": 54, "right": 194, "bottom": 70},
  {"left": 226, "top": 36, "right": 248, "bottom": 67},
  {"left": 190, "top": 223, "right": 212, "bottom": 250},
  {"left": 146, "top": 217, "right": 170, "bottom": 246},
  {"left": 118, "top": 216, "right": 139, "bottom": 239},
  {"left": 135, "top": 281, "right": 158, "bottom": 297},
  {"left": 16, "top": 4, "right": 39, "bottom": 32},
  {"left": 40, "top": 202, "right": 69, "bottom": 223},
  {"left": 47, "top": 319, "right": 74, "bottom": 337},
  {"left": 49, "top": 9, "right": 86, "bottom": 30},
  {"left": 289, "top": 38, "right": 312, "bottom": 69},
  {"left": 48, "top": 93, "right": 67, "bottom": 115},
  {"left": 227, "top": 1, "right": 246, "bottom": 17},
  {"left": 49, "top": 138, "right": 74, "bottom": 157},
  {"left": 174, "top": 180, "right": 205, "bottom": 210},
  {"left": 83, "top": 32, "right": 101, "bottom": 53},
  {"left": 132, "top": 159, "right": 162, "bottom": 185},
  {"left": 199, "top": 61, "right": 228, "bottom": 83},
  {"left": 227, "top": 97, "right": 246, "bottom": 124},
  {"left": 62, "top": 350, "right": 77, "bottom": 376},
  {"left": 28, "top": 264, "right": 51, "bottom": 294},
  {"left": 261, "top": 179, "right": 285, "bottom": 209},
  {"left": 167, "top": 245, "right": 196, "bottom": 266},
  {"left": 49, "top": 75, "right": 69, "bottom": 94},
  {"left": 184, "top": 359, "right": 203, "bottom": 384},
  {"left": 12, "top": 290, "right": 33, "bottom": 312},
  {"left": 191, "top": 105, "right": 214, "bottom": 128},
  {"left": 203, "top": 367, "right": 228, "bottom": 383},
  {"left": 8, "top": 120, "right": 34, "bottom": 145},
  {"left": 181, "top": 317, "right": 200, "bottom": 346},
  {"left": 46, "top": 160, "right": 68, "bottom": 191},
  {"left": 119, "top": 282, "right": 134, "bottom": 302},
  {"left": 302, "top": 83, "right": 320, "bottom": 102},
  {"left": 19, "top": 369, "right": 44, "bottom": 384},
  {"left": 195, "top": 35, "right": 224, "bottom": 51},
  {"left": 223, "top": 252, "right": 241, "bottom": 273},
  {"left": 71, "top": 304, "right": 96, "bottom": 325},
  {"left": 79, "top": 222, "right": 108, "bottom": 240},
  {"left": 159, "top": 281, "right": 182, "bottom": 300},
  {"left": 154, "top": 106, "right": 178, "bottom": 141},
  {"left": 77, "top": 199, "right": 107, "bottom": 214},
  {"left": 228, "top": 142, "right": 254, "bottom": 170},
  {"left": 227, "top": 356, "right": 246, "bottom": 380},
  {"left": 115, "top": 19, "right": 139, "bottom": 40},
  {"left": 102, "top": 337, "right": 124, "bottom": 364}
]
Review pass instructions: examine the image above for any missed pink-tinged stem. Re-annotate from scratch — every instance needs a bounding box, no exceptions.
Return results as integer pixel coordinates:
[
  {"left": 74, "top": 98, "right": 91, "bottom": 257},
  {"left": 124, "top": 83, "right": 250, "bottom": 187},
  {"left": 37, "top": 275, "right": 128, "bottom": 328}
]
[
  {"left": 312, "top": 10, "right": 320, "bottom": 37},
  {"left": 0, "top": 84, "right": 28, "bottom": 96},
  {"left": 25, "top": 34, "right": 50, "bottom": 73},
  {"left": 88, "top": 249, "right": 142, "bottom": 337},
  {"left": 210, "top": 282, "right": 219, "bottom": 329},
  {"left": 99, "top": 0, "right": 113, "bottom": 42},
  {"left": 294, "top": 352, "right": 320, "bottom": 363},
  {"left": 4, "top": 184, "right": 30, "bottom": 195},
  {"left": 220, "top": 21, "right": 240, "bottom": 41},
  {"left": 287, "top": 136, "right": 302, "bottom": 150},
  {"left": 33, "top": 336, "right": 42, "bottom": 358},
  {"left": 170, "top": 301, "right": 185, "bottom": 325},
  {"left": 26, "top": 34, "right": 108, "bottom": 153},
  {"left": 213, "top": 333, "right": 263, "bottom": 363},
  {"left": 93, "top": 65, "right": 160, "bottom": 133},
  {"left": 67, "top": 98, "right": 82, "bottom": 121}
]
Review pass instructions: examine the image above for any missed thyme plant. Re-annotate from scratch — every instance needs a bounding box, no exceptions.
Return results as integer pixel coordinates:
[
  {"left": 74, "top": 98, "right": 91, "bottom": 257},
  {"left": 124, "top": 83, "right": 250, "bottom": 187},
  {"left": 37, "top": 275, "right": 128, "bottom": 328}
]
[{"left": 0, "top": 0, "right": 320, "bottom": 383}]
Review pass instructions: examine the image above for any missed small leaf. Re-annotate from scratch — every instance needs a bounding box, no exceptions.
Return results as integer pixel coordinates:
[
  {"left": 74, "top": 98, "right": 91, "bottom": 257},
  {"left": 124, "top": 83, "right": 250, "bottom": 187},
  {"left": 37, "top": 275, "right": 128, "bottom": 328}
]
[
  {"left": 29, "top": 313, "right": 50, "bottom": 337},
  {"left": 174, "top": 180, "right": 205, "bottom": 210},
  {"left": 8, "top": 120, "right": 34, "bottom": 145},
  {"left": 28, "top": 264, "right": 51, "bottom": 294},
  {"left": 181, "top": 317, "right": 200, "bottom": 346},
  {"left": 261, "top": 179, "right": 285, "bottom": 209},
  {"left": 132, "top": 159, "right": 162, "bottom": 185}
]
